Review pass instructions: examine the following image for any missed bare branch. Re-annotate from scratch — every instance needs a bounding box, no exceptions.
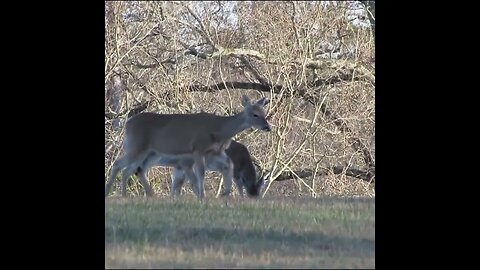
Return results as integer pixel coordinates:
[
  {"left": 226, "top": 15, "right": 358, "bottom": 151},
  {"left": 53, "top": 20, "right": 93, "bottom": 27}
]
[
  {"left": 184, "top": 47, "right": 209, "bottom": 59},
  {"left": 236, "top": 56, "right": 270, "bottom": 85},
  {"left": 127, "top": 58, "right": 176, "bottom": 69},
  {"left": 175, "top": 2, "right": 215, "bottom": 46},
  {"left": 290, "top": 1, "right": 302, "bottom": 52},
  {"left": 318, "top": 103, "right": 375, "bottom": 169},
  {"left": 105, "top": 1, "right": 375, "bottom": 198},
  {"left": 105, "top": 100, "right": 149, "bottom": 120},
  {"left": 270, "top": 165, "right": 374, "bottom": 183},
  {"left": 177, "top": 45, "right": 375, "bottom": 84},
  {"left": 184, "top": 80, "right": 375, "bottom": 171}
]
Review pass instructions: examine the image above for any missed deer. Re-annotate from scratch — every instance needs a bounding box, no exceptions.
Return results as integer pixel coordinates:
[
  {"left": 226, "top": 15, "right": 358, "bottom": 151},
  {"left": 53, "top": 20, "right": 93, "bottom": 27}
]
[
  {"left": 105, "top": 95, "right": 271, "bottom": 198},
  {"left": 134, "top": 140, "right": 265, "bottom": 198},
  {"left": 223, "top": 140, "right": 265, "bottom": 197},
  {"left": 132, "top": 137, "right": 233, "bottom": 197}
]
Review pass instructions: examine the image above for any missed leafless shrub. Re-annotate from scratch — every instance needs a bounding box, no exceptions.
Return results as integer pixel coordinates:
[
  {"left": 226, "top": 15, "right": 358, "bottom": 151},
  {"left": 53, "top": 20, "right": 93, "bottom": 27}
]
[{"left": 105, "top": 1, "right": 375, "bottom": 197}]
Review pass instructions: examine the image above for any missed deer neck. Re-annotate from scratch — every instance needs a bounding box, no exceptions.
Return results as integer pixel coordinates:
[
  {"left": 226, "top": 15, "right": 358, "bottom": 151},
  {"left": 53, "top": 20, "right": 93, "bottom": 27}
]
[{"left": 216, "top": 112, "right": 249, "bottom": 141}]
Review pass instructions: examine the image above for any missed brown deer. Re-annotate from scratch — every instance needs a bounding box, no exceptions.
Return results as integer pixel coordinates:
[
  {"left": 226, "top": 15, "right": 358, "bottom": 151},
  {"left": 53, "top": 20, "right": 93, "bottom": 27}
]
[
  {"left": 105, "top": 95, "right": 271, "bottom": 198},
  {"left": 135, "top": 140, "right": 264, "bottom": 197}
]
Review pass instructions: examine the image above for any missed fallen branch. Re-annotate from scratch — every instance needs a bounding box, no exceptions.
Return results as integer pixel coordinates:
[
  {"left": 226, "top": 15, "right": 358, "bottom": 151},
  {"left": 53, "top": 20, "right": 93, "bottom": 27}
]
[
  {"left": 105, "top": 101, "right": 149, "bottom": 120},
  {"left": 186, "top": 45, "right": 374, "bottom": 84},
  {"left": 265, "top": 165, "right": 374, "bottom": 183}
]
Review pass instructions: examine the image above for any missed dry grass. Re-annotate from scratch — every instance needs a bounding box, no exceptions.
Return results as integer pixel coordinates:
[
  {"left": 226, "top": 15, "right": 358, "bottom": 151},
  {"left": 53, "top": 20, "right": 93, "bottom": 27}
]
[{"left": 105, "top": 196, "right": 375, "bottom": 268}]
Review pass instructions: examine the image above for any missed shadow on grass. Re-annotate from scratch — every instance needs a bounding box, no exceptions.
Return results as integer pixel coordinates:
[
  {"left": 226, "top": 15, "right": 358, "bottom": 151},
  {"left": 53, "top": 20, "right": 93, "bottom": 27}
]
[{"left": 106, "top": 225, "right": 374, "bottom": 257}]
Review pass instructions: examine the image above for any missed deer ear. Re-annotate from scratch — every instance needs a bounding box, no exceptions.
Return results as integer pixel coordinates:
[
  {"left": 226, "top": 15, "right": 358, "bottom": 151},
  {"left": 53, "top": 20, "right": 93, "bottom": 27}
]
[
  {"left": 256, "top": 97, "right": 270, "bottom": 107},
  {"left": 241, "top": 95, "right": 251, "bottom": 107}
]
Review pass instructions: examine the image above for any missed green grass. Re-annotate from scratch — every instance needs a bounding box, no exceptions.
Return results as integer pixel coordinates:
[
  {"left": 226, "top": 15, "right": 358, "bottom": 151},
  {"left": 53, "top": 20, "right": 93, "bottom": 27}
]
[{"left": 105, "top": 196, "right": 375, "bottom": 269}]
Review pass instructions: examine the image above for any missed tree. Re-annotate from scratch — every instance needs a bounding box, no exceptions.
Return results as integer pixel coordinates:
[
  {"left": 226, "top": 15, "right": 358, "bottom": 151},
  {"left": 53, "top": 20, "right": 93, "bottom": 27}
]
[{"left": 105, "top": 1, "right": 375, "bottom": 197}]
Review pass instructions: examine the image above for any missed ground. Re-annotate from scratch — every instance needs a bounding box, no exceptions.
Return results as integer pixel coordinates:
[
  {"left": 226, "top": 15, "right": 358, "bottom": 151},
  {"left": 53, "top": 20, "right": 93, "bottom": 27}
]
[{"left": 105, "top": 196, "right": 375, "bottom": 268}]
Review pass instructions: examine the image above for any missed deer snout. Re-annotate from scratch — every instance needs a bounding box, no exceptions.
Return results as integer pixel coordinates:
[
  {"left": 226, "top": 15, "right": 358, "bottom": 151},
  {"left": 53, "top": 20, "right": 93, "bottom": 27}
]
[{"left": 262, "top": 124, "right": 271, "bottom": 131}]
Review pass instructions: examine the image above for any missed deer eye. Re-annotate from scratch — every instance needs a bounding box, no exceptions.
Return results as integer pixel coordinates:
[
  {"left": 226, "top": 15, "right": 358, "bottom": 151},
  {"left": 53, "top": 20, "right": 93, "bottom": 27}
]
[{"left": 253, "top": 114, "right": 259, "bottom": 118}]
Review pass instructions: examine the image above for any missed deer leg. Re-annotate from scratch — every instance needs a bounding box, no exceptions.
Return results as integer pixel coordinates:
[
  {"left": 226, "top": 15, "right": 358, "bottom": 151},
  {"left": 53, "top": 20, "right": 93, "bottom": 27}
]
[
  {"left": 187, "top": 167, "right": 201, "bottom": 196},
  {"left": 171, "top": 167, "right": 187, "bottom": 197},
  {"left": 120, "top": 165, "right": 137, "bottom": 197},
  {"left": 133, "top": 152, "right": 160, "bottom": 197},
  {"left": 105, "top": 156, "right": 128, "bottom": 197},
  {"left": 185, "top": 166, "right": 202, "bottom": 197},
  {"left": 233, "top": 174, "right": 245, "bottom": 198},
  {"left": 136, "top": 167, "right": 155, "bottom": 197},
  {"left": 119, "top": 152, "right": 150, "bottom": 197},
  {"left": 193, "top": 153, "right": 206, "bottom": 198},
  {"left": 213, "top": 152, "right": 234, "bottom": 197},
  {"left": 221, "top": 160, "right": 234, "bottom": 197}
]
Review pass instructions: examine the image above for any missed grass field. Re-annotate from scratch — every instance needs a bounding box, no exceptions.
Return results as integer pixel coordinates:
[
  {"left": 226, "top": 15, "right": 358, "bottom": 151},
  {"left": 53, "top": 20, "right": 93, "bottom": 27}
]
[{"left": 105, "top": 196, "right": 375, "bottom": 268}]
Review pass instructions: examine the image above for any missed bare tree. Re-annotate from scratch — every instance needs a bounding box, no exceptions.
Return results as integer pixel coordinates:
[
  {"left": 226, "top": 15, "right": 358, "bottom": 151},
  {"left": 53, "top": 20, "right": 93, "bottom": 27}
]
[{"left": 105, "top": 1, "right": 375, "bottom": 197}]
